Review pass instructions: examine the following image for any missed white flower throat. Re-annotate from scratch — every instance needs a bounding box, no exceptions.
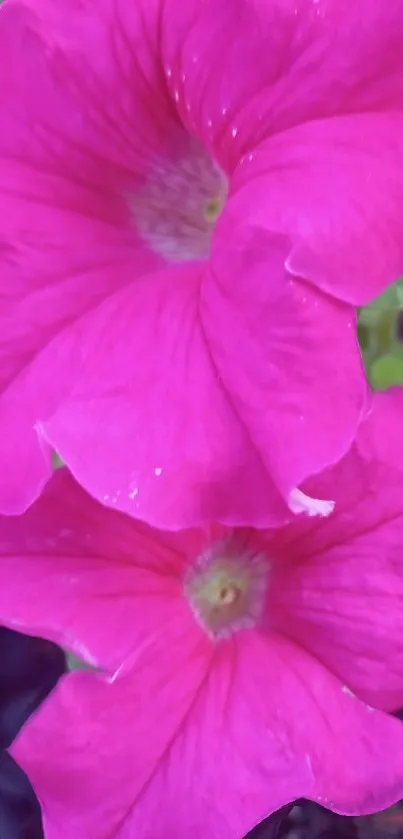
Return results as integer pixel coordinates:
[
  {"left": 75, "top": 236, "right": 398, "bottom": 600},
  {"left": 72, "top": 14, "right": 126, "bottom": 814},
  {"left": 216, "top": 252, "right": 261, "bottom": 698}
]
[{"left": 129, "top": 138, "right": 227, "bottom": 262}]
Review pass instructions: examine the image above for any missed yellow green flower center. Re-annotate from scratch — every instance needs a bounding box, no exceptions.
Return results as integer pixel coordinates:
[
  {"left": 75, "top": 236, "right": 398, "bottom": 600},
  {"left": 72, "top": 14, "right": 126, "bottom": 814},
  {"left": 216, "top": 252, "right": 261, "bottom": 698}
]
[{"left": 184, "top": 541, "right": 269, "bottom": 640}]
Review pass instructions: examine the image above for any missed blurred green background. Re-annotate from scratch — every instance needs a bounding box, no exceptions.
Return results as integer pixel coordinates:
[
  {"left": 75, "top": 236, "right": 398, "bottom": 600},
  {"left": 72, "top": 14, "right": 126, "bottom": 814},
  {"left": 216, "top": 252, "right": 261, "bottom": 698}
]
[{"left": 358, "top": 279, "right": 403, "bottom": 390}]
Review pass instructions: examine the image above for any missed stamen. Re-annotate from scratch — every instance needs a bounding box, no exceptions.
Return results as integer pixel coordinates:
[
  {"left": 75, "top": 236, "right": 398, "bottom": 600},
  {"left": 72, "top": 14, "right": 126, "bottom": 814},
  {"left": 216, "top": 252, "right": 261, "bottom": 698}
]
[{"left": 184, "top": 538, "right": 269, "bottom": 640}]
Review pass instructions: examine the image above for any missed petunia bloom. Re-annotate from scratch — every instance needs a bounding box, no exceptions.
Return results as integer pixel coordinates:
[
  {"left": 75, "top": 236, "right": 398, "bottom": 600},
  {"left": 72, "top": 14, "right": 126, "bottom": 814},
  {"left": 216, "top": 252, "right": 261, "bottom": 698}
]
[
  {"left": 2, "top": 0, "right": 403, "bottom": 525},
  {"left": 2, "top": 392, "right": 403, "bottom": 838}
]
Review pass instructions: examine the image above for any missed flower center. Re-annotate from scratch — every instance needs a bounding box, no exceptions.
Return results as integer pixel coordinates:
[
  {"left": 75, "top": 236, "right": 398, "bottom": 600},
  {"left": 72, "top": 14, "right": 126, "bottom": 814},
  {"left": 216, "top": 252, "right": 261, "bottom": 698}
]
[
  {"left": 184, "top": 539, "right": 269, "bottom": 640},
  {"left": 129, "top": 138, "right": 227, "bottom": 263},
  {"left": 204, "top": 195, "right": 225, "bottom": 225}
]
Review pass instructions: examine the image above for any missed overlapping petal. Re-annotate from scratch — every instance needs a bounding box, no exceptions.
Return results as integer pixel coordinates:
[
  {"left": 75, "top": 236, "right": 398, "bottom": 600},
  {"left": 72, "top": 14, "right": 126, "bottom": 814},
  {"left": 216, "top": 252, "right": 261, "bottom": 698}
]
[
  {"left": 35, "top": 265, "right": 288, "bottom": 527},
  {"left": 203, "top": 225, "right": 367, "bottom": 505},
  {"left": 166, "top": 0, "right": 403, "bottom": 301},
  {"left": 0, "top": 470, "right": 210, "bottom": 671},
  {"left": 263, "top": 391, "right": 403, "bottom": 710}
]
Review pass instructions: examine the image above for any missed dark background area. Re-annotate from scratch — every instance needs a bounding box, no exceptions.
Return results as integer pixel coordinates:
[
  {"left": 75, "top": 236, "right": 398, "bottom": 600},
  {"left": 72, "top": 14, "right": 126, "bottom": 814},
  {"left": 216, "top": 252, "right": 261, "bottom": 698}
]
[{"left": 0, "top": 627, "right": 65, "bottom": 839}]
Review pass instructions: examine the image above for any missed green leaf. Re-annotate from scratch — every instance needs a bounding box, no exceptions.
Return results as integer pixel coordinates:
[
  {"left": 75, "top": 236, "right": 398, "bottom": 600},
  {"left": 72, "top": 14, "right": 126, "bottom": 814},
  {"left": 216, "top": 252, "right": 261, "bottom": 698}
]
[{"left": 370, "top": 354, "right": 403, "bottom": 391}]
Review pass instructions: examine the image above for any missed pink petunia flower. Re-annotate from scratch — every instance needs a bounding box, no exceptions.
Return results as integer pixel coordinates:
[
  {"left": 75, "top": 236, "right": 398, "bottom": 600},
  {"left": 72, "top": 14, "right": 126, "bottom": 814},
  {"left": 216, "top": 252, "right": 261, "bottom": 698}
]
[
  {"left": 2, "top": 0, "right": 403, "bottom": 526},
  {"left": 2, "top": 391, "right": 403, "bottom": 838}
]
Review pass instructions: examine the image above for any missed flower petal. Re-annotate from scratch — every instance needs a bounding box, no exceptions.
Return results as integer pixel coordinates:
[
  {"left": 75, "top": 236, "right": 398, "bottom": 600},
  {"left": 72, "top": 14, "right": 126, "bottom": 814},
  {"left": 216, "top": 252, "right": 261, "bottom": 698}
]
[
  {"left": 203, "top": 224, "right": 368, "bottom": 509},
  {"left": 12, "top": 632, "right": 211, "bottom": 839},
  {"left": 0, "top": 0, "right": 176, "bottom": 181},
  {"left": 0, "top": 0, "right": 172, "bottom": 513},
  {"left": 231, "top": 117, "right": 403, "bottom": 305},
  {"left": 39, "top": 265, "right": 290, "bottom": 528},
  {"left": 18, "top": 631, "right": 403, "bottom": 839},
  {"left": 263, "top": 390, "right": 403, "bottom": 711},
  {"left": 163, "top": 0, "right": 403, "bottom": 302},
  {"left": 125, "top": 633, "right": 403, "bottom": 837},
  {"left": 10, "top": 637, "right": 310, "bottom": 839},
  {"left": 0, "top": 471, "right": 212, "bottom": 674},
  {"left": 163, "top": 0, "right": 403, "bottom": 166},
  {"left": 270, "top": 526, "right": 403, "bottom": 713}
]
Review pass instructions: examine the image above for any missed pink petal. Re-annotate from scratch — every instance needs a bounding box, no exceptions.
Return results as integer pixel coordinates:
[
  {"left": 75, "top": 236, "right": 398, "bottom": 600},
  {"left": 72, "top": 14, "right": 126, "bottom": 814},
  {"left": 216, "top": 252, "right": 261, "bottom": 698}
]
[
  {"left": 122, "top": 635, "right": 313, "bottom": 839},
  {"left": 12, "top": 632, "right": 211, "bottom": 839},
  {"left": 10, "top": 636, "right": 310, "bottom": 839},
  {"left": 39, "top": 265, "right": 290, "bottom": 528},
  {"left": 231, "top": 117, "right": 403, "bottom": 305},
  {"left": 14, "top": 632, "right": 403, "bottom": 839},
  {"left": 163, "top": 0, "right": 403, "bottom": 302},
  {"left": 161, "top": 0, "right": 403, "bottom": 159},
  {"left": 261, "top": 390, "right": 403, "bottom": 557},
  {"left": 0, "top": 0, "right": 169, "bottom": 513},
  {"left": 269, "top": 526, "right": 403, "bottom": 713},
  {"left": 203, "top": 225, "right": 368, "bottom": 508},
  {"left": 245, "top": 634, "right": 403, "bottom": 816},
  {"left": 0, "top": 0, "right": 177, "bottom": 180},
  {"left": 0, "top": 406, "right": 52, "bottom": 515},
  {"left": 133, "top": 634, "right": 403, "bottom": 835},
  {"left": 0, "top": 470, "right": 211, "bottom": 673},
  {"left": 261, "top": 390, "right": 403, "bottom": 711}
]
